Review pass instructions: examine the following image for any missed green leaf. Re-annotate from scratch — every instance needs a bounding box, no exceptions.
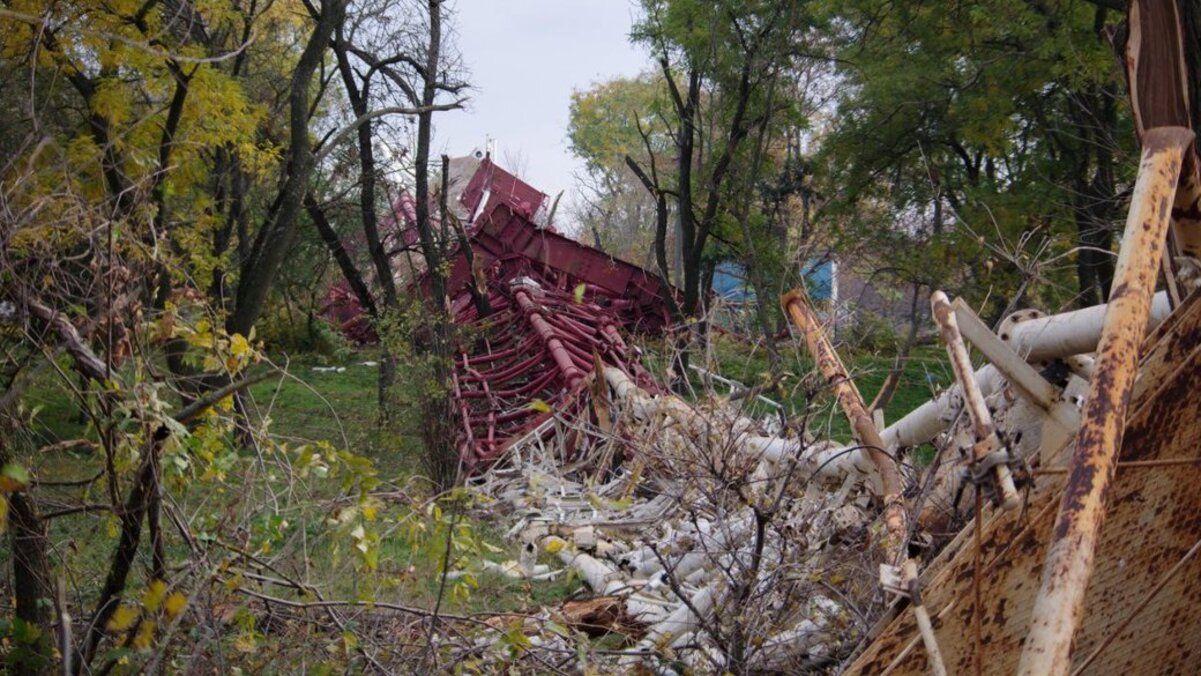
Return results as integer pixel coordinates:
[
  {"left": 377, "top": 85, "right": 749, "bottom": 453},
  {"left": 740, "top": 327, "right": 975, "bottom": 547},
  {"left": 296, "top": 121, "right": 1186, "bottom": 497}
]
[{"left": 0, "top": 463, "right": 30, "bottom": 492}]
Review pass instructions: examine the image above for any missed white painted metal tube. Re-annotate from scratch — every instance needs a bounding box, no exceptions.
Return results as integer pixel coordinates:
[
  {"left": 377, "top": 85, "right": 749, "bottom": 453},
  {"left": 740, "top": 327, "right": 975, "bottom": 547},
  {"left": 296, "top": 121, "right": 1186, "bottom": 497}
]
[
  {"left": 1003, "top": 291, "right": 1170, "bottom": 362},
  {"left": 605, "top": 367, "right": 878, "bottom": 488},
  {"left": 881, "top": 292, "right": 1170, "bottom": 449},
  {"left": 636, "top": 584, "right": 717, "bottom": 651},
  {"left": 882, "top": 365, "right": 1005, "bottom": 449}
]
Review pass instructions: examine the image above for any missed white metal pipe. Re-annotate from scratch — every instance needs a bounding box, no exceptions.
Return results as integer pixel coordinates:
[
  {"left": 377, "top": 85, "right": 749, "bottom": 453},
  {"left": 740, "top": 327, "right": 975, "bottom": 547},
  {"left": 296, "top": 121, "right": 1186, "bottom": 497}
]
[
  {"left": 636, "top": 585, "right": 717, "bottom": 652},
  {"left": 881, "top": 365, "right": 1005, "bottom": 449},
  {"left": 606, "top": 366, "right": 879, "bottom": 492},
  {"left": 881, "top": 292, "right": 1170, "bottom": 449},
  {"left": 1004, "top": 291, "right": 1170, "bottom": 362}
]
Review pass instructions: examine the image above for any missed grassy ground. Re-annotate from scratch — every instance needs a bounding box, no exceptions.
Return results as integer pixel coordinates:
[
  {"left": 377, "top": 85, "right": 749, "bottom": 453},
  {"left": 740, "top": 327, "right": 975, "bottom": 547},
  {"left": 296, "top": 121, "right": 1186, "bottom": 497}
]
[
  {"left": 14, "top": 332, "right": 950, "bottom": 625},
  {"left": 635, "top": 327, "right": 952, "bottom": 444},
  {"left": 15, "top": 353, "right": 581, "bottom": 620},
  {"left": 702, "top": 334, "right": 952, "bottom": 441}
]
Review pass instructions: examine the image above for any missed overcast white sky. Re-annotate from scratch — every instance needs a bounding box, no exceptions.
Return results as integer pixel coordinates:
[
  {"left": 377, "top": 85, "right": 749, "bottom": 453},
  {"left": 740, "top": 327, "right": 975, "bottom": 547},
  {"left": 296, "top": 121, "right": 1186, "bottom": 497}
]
[{"left": 431, "top": 1, "right": 652, "bottom": 222}]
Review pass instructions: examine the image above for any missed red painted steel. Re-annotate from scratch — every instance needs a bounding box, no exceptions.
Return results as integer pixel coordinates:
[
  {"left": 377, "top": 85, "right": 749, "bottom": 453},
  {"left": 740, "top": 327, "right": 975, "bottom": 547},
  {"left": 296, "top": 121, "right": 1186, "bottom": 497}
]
[
  {"left": 433, "top": 160, "right": 673, "bottom": 470},
  {"left": 319, "top": 157, "right": 674, "bottom": 470},
  {"left": 446, "top": 260, "right": 667, "bottom": 470}
]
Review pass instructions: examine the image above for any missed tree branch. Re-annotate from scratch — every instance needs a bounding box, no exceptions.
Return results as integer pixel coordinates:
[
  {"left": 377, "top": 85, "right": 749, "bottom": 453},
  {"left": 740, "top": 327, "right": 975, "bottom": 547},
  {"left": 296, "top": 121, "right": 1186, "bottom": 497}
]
[{"left": 313, "top": 101, "right": 465, "bottom": 164}]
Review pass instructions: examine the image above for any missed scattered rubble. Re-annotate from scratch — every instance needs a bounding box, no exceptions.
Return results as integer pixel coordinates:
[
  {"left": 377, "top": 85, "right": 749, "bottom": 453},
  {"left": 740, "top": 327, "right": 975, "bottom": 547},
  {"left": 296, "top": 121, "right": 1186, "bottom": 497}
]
[{"left": 382, "top": 27, "right": 1201, "bottom": 664}]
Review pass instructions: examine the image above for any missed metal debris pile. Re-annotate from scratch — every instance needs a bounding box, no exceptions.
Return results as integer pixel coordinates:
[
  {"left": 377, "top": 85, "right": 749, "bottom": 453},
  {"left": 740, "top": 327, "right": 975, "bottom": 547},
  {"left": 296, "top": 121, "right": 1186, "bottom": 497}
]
[
  {"left": 390, "top": 83, "right": 1201, "bottom": 667},
  {"left": 451, "top": 276, "right": 1181, "bottom": 671},
  {"left": 367, "top": 135, "right": 1201, "bottom": 671},
  {"left": 464, "top": 364, "right": 884, "bottom": 671}
]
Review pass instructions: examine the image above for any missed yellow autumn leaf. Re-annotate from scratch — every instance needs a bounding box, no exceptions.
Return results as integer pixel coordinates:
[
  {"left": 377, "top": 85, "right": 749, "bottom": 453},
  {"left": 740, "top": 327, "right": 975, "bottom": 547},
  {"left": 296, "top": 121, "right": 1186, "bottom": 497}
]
[
  {"left": 143, "top": 579, "right": 167, "bottom": 613},
  {"left": 543, "top": 538, "right": 565, "bottom": 554},
  {"left": 163, "top": 592, "right": 187, "bottom": 618},
  {"left": 132, "top": 619, "right": 156, "bottom": 650},
  {"left": 187, "top": 331, "right": 214, "bottom": 349},
  {"left": 529, "top": 399, "right": 551, "bottom": 413},
  {"left": 230, "top": 333, "right": 251, "bottom": 358},
  {"left": 106, "top": 604, "right": 138, "bottom": 632}
]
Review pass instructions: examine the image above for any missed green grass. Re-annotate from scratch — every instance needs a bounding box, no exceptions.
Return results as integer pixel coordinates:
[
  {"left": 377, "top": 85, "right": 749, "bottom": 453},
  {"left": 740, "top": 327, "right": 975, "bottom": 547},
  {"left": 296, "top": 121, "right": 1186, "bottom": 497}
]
[
  {"left": 643, "top": 333, "right": 953, "bottom": 443},
  {"left": 13, "top": 333, "right": 954, "bottom": 628},
  {"left": 242, "top": 357, "right": 424, "bottom": 479},
  {"left": 14, "top": 350, "right": 580, "bottom": 619}
]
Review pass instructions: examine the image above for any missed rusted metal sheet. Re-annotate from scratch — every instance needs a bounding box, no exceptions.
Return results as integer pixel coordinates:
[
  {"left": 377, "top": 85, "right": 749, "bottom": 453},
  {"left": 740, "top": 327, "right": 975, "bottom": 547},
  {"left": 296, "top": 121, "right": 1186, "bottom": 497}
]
[
  {"left": 1019, "top": 127, "right": 1193, "bottom": 675},
  {"left": 781, "top": 289, "right": 907, "bottom": 562},
  {"left": 1124, "top": 0, "right": 1201, "bottom": 259},
  {"left": 848, "top": 286, "right": 1201, "bottom": 675}
]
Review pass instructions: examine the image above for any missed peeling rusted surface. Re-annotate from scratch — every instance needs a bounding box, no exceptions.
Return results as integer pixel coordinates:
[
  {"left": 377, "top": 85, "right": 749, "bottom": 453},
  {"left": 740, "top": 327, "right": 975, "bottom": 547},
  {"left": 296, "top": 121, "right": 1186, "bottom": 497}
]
[
  {"left": 1018, "top": 127, "right": 1192, "bottom": 675},
  {"left": 781, "top": 288, "right": 907, "bottom": 562},
  {"left": 1125, "top": 0, "right": 1201, "bottom": 259},
  {"left": 848, "top": 286, "right": 1201, "bottom": 675}
]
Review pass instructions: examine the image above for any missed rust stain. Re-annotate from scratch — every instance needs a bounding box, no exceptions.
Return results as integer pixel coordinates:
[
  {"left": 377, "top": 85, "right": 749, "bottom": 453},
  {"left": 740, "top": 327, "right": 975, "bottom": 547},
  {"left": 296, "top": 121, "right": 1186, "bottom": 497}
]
[
  {"left": 847, "top": 288, "right": 1201, "bottom": 675},
  {"left": 782, "top": 288, "right": 908, "bottom": 561}
]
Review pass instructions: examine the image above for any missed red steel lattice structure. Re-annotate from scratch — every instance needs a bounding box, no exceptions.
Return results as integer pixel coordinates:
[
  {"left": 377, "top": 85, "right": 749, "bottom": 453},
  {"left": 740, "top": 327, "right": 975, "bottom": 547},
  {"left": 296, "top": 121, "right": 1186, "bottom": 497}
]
[
  {"left": 443, "top": 216, "right": 671, "bottom": 468},
  {"left": 402, "top": 158, "right": 674, "bottom": 470}
]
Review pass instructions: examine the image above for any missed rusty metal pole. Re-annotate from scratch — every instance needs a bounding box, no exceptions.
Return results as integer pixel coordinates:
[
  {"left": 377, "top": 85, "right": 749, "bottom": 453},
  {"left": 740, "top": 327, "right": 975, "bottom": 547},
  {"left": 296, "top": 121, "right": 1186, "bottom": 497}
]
[
  {"left": 930, "top": 291, "right": 1021, "bottom": 511},
  {"left": 781, "top": 289, "right": 907, "bottom": 562},
  {"left": 1018, "top": 127, "right": 1193, "bottom": 675}
]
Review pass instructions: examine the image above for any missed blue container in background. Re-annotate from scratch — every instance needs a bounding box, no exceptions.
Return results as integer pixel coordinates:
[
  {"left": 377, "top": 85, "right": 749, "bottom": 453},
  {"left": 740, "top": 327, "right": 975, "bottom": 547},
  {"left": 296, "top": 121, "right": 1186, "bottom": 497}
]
[
  {"left": 802, "top": 259, "right": 835, "bottom": 302},
  {"left": 709, "top": 259, "right": 836, "bottom": 303},
  {"left": 712, "top": 261, "right": 754, "bottom": 302}
]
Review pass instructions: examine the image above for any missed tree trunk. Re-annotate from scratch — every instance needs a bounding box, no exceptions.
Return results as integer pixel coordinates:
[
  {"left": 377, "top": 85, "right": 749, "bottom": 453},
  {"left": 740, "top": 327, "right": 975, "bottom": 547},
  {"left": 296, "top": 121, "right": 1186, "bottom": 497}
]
[
  {"left": 8, "top": 488, "right": 54, "bottom": 672},
  {"left": 227, "top": 0, "right": 345, "bottom": 337},
  {"left": 80, "top": 437, "right": 160, "bottom": 669},
  {"left": 412, "top": 0, "right": 458, "bottom": 489},
  {"left": 870, "top": 283, "right": 923, "bottom": 412},
  {"left": 1069, "top": 76, "right": 1120, "bottom": 307}
]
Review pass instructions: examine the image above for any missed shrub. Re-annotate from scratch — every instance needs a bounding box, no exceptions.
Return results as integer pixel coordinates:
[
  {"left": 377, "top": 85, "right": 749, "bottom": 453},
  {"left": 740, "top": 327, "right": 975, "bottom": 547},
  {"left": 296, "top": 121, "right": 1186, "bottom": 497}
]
[{"left": 843, "top": 306, "right": 900, "bottom": 352}]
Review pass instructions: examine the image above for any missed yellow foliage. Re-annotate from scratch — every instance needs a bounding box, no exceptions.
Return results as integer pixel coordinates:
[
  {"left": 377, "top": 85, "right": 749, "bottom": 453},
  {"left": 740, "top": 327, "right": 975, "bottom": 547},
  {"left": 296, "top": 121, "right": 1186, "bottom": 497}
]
[
  {"left": 106, "top": 604, "right": 139, "bottom": 633},
  {"left": 229, "top": 333, "right": 251, "bottom": 358},
  {"left": 142, "top": 579, "right": 168, "bottom": 613},
  {"left": 132, "top": 619, "right": 157, "bottom": 650},
  {"left": 163, "top": 592, "right": 188, "bottom": 618}
]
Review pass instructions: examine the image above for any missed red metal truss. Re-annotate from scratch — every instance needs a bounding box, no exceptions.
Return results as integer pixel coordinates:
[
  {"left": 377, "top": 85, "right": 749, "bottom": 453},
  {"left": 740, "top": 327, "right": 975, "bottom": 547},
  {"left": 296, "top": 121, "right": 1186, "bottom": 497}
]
[
  {"left": 319, "top": 155, "right": 675, "bottom": 471},
  {"left": 439, "top": 166, "right": 672, "bottom": 470},
  {"left": 448, "top": 268, "right": 664, "bottom": 470},
  {"left": 441, "top": 198, "right": 671, "bottom": 468},
  {"left": 437, "top": 202, "right": 673, "bottom": 333},
  {"left": 458, "top": 157, "right": 549, "bottom": 225}
]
